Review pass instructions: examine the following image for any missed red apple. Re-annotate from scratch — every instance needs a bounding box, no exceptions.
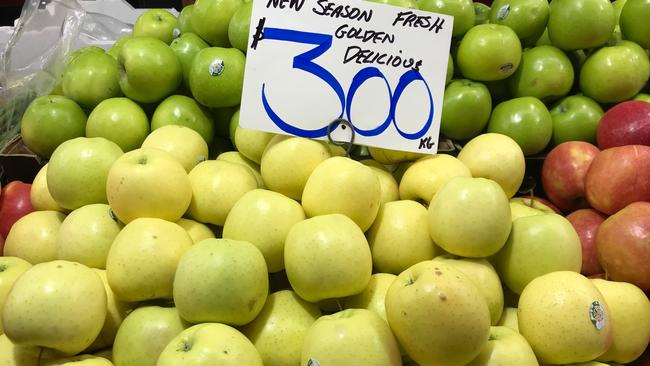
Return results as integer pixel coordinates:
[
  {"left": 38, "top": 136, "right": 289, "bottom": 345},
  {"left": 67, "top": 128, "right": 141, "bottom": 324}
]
[
  {"left": 597, "top": 100, "right": 650, "bottom": 149},
  {"left": 0, "top": 181, "right": 34, "bottom": 241},
  {"left": 585, "top": 145, "right": 650, "bottom": 215},
  {"left": 596, "top": 201, "right": 650, "bottom": 291},
  {"left": 587, "top": 273, "right": 606, "bottom": 279},
  {"left": 566, "top": 208, "right": 606, "bottom": 276},
  {"left": 542, "top": 141, "right": 600, "bottom": 212}
]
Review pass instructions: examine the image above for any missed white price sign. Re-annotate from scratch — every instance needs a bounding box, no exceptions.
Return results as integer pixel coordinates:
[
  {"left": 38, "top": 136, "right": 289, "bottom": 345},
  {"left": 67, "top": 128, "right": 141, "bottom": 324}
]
[{"left": 239, "top": 0, "right": 453, "bottom": 153}]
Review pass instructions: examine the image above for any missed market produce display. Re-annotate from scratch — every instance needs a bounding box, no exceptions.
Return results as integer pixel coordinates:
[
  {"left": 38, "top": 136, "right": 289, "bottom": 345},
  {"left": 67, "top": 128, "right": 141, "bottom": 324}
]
[{"left": 1, "top": 0, "right": 650, "bottom": 365}]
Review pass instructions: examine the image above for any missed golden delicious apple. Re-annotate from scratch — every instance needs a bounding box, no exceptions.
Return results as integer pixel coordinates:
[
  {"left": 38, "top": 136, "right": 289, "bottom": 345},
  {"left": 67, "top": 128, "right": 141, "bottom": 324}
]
[
  {"left": 497, "top": 307, "right": 519, "bottom": 332},
  {"left": 43, "top": 354, "right": 113, "bottom": 365},
  {"left": 592, "top": 279, "right": 650, "bottom": 363},
  {"left": 0, "top": 257, "right": 31, "bottom": 335},
  {"left": 241, "top": 290, "right": 321, "bottom": 366},
  {"left": 284, "top": 214, "right": 372, "bottom": 302},
  {"left": 92, "top": 348, "right": 112, "bottom": 361},
  {"left": 344, "top": 273, "right": 396, "bottom": 322},
  {"left": 399, "top": 154, "right": 471, "bottom": 203},
  {"left": 187, "top": 160, "right": 258, "bottom": 226},
  {"left": 175, "top": 218, "right": 215, "bottom": 243},
  {"left": 509, "top": 197, "right": 551, "bottom": 220},
  {"left": 223, "top": 189, "right": 305, "bottom": 272},
  {"left": 3, "top": 210, "right": 66, "bottom": 264},
  {"left": 0, "top": 333, "right": 56, "bottom": 365},
  {"left": 457, "top": 133, "right": 526, "bottom": 198},
  {"left": 428, "top": 177, "right": 512, "bottom": 257},
  {"left": 385, "top": 261, "right": 491, "bottom": 365},
  {"left": 157, "top": 323, "right": 263, "bottom": 366},
  {"left": 2, "top": 260, "right": 106, "bottom": 355},
  {"left": 30, "top": 164, "right": 66, "bottom": 212},
  {"left": 260, "top": 135, "right": 331, "bottom": 200},
  {"left": 466, "top": 326, "right": 538, "bottom": 366},
  {"left": 368, "top": 200, "right": 436, "bottom": 274},
  {"left": 360, "top": 159, "right": 399, "bottom": 204},
  {"left": 302, "top": 309, "right": 401, "bottom": 366},
  {"left": 302, "top": 157, "right": 381, "bottom": 232},
  {"left": 106, "top": 218, "right": 192, "bottom": 302},
  {"left": 518, "top": 271, "right": 613, "bottom": 364},
  {"left": 368, "top": 146, "right": 426, "bottom": 164},
  {"left": 106, "top": 147, "right": 192, "bottom": 223},
  {"left": 216, "top": 151, "right": 265, "bottom": 188},
  {"left": 141, "top": 125, "right": 208, "bottom": 173},
  {"left": 231, "top": 110, "right": 275, "bottom": 163}
]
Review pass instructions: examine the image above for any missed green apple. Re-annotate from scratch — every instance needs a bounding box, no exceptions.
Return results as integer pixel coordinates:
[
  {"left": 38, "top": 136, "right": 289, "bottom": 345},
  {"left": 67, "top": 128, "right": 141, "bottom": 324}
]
[
  {"left": 494, "top": 214, "right": 582, "bottom": 294},
  {"left": 62, "top": 49, "right": 121, "bottom": 109},
  {"left": 141, "top": 125, "right": 208, "bottom": 173},
  {"left": 497, "top": 307, "right": 519, "bottom": 332},
  {"left": 241, "top": 290, "right": 321, "bottom": 366},
  {"left": 191, "top": 0, "right": 244, "bottom": 46},
  {"left": 187, "top": 160, "right": 258, "bottom": 225},
  {"left": 457, "top": 24, "right": 522, "bottom": 81},
  {"left": 65, "top": 45, "right": 105, "bottom": 67},
  {"left": 487, "top": 96, "right": 553, "bottom": 156},
  {"left": 30, "top": 164, "right": 66, "bottom": 212},
  {"left": 170, "top": 32, "right": 209, "bottom": 88},
  {"left": 518, "top": 271, "right": 613, "bottom": 364},
  {"left": 20, "top": 95, "right": 87, "bottom": 158},
  {"left": 228, "top": 2, "right": 252, "bottom": 53},
  {"left": 107, "top": 35, "right": 134, "bottom": 60},
  {"left": 547, "top": 0, "right": 615, "bottom": 50},
  {"left": 446, "top": 53, "right": 454, "bottom": 83},
  {"left": 231, "top": 110, "right": 276, "bottom": 163},
  {"left": 368, "top": 0, "right": 417, "bottom": 8},
  {"left": 157, "top": 323, "right": 263, "bottom": 366},
  {"left": 175, "top": 218, "right": 215, "bottom": 243},
  {"left": 112, "top": 306, "right": 188, "bottom": 366},
  {"left": 466, "top": 326, "right": 538, "bottom": 366},
  {"left": 0, "top": 257, "right": 31, "bottom": 335},
  {"left": 56, "top": 204, "right": 123, "bottom": 269},
  {"left": 399, "top": 154, "right": 471, "bottom": 203},
  {"left": 3, "top": 211, "right": 65, "bottom": 264},
  {"left": 385, "top": 261, "right": 491, "bottom": 365},
  {"left": 592, "top": 279, "right": 650, "bottom": 363},
  {"left": 368, "top": 200, "right": 436, "bottom": 274},
  {"left": 613, "top": 0, "right": 628, "bottom": 24},
  {"left": 106, "top": 218, "right": 192, "bottom": 302},
  {"left": 509, "top": 45, "right": 574, "bottom": 103},
  {"left": 106, "top": 148, "right": 192, "bottom": 224},
  {"left": 260, "top": 135, "right": 331, "bottom": 200},
  {"left": 550, "top": 95, "right": 604, "bottom": 145},
  {"left": 474, "top": 2, "right": 491, "bottom": 25},
  {"left": 489, "top": 0, "right": 549, "bottom": 45},
  {"left": 440, "top": 79, "right": 492, "bottom": 141},
  {"left": 189, "top": 47, "right": 246, "bottom": 107},
  {"left": 634, "top": 93, "right": 650, "bottom": 103},
  {"left": 177, "top": 5, "right": 194, "bottom": 34},
  {"left": 457, "top": 133, "right": 526, "bottom": 198},
  {"left": 223, "top": 189, "right": 305, "bottom": 273},
  {"left": 302, "top": 157, "right": 382, "bottom": 232},
  {"left": 86, "top": 97, "right": 149, "bottom": 152},
  {"left": 418, "top": 0, "right": 475, "bottom": 37},
  {"left": 47, "top": 137, "right": 123, "bottom": 210},
  {"left": 151, "top": 94, "right": 215, "bottom": 146},
  {"left": 344, "top": 273, "right": 396, "bottom": 322},
  {"left": 302, "top": 309, "right": 401, "bottom": 366},
  {"left": 133, "top": 9, "right": 178, "bottom": 44},
  {"left": 43, "top": 354, "right": 113, "bottom": 365},
  {"left": 284, "top": 214, "right": 372, "bottom": 302},
  {"left": 620, "top": 0, "right": 650, "bottom": 49},
  {"left": 428, "top": 177, "right": 512, "bottom": 257},
  {"left": 117, "top": 37, "right": 182, "bottom": 103},
  {"left": 2, "top": 260, "right": 106, "bottom": 355},
  {"left": 216, "top": 151, "right": 265, "bottom": 188},
  {"left": 433, "top": 255, "right": 504, "bottom": 325},
  {"left": 368, "top": 146, "right": 425, "bottom": 165},
  {"left": 579, "top": 40, "right": 650, "bottom": 103}
]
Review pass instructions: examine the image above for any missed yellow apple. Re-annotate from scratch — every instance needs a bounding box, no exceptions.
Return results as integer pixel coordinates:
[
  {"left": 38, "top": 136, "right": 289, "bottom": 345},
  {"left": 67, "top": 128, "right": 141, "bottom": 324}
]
[
  {"left": 466, "top": 326, "right": 538, "bottom": 366},
  {"left": 216, "top": 151, "right": 265, "bottom": 188},
  {"left": 3, "top": 210, "right": 66, "bottom": 264},
  {"left": 231, "top": 110, "right": 275, "bottom": 163},
  {"left": 497, "top": 307, "right": 519, "bottom": 332},
  {"left": 368, "top": 146, "right": 426, "bottom": 164},
  {"left": 30, "top": 164, "right": 66, "bottom": 212},
  {"left": 344, "top": 273, "right": 396, "bottom": 322},
  {"left": 175, "top": 218, "right": 215, "bottom": 243},
  {"left": 509, "top": 197, "right": 553, "bottom": 220},
  {"left": 0, "top": 333, "right": 57, "bottom": 365},
  {"left": 360, "top": 159, "right": 399, "bottom": 204},
  {"left": 43, "top": 354, "right": 113, "bottom": 365},
  {"left": 0, "top": 257, "right": 31, "bottom": 335},
  {"left": 399, "top": 154, "right": 471, "bottom": 203},
  {"left": 141, "top": 125, "right": 208, "bottom": 173}
]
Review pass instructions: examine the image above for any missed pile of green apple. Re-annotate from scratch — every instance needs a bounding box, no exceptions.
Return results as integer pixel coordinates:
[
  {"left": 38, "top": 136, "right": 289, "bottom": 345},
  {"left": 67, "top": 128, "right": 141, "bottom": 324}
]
[{"left": 2, "top": 0, "right": 650, "bottom": 365}]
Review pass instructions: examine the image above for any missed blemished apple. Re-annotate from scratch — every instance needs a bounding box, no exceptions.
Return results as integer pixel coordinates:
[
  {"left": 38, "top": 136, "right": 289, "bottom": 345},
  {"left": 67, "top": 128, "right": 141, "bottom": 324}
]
[
  {"left": 231, "top": 110, "right": 276, "bottom": 164},
  {"left": 2, "top": 260, "right": 106, "bottom": 355},
  {"left": 0, "top": 256, "right": 31, "bottom": 335},
  {"left": 302, "top": 156, "right": 381, "bottom": 232},
  {"left": 566, "top": 209, "right": 606, "bottom": 276},
  {"left": 189, "top": 47, "right": 246, "bottom": 108},
  {"left": 191, "top": 0, "right": 244, "bottom": 46},
  {"left": 385, "top": 261, "right": 491, "bottom": 366},
  {"left": 132, "top": 9, "right": 178, "bottom": 44},
  {"left": 47, "top": 137, "right": 123, "bottom": 210},
  {"left": 56, "top": 203, "right": 123, "bottom": 269},
  {"left": 241, "top": 290, "right": 321, "bottom": 366},
  {"left": 597, "top": 100, "right": 650, "bottom": 149},
  {"left": 157, "top": 323, "right": 263, "bottom": 366},
  {"left": 541, "top": 141, "right": 600, "bottom": 212},
  {"left": 106, "top": 147, "right": 192, "bottom": 224},
  {"left": 3, "top": 210, "right": 65, "bottom": 264},
  {"left": 284, "top": 214, "right": 372, "bottom": 302},
  {"left": 518, "top": 271, "right": 613, "bottom": 364},
  {"left": 367, "top": 200, "right": 436, "bottom": 275},
  {"left": 222, "top": 189, "right": 305, "bottom": 273},
  {"left": 112, "top": 306, "right": 188, "bottom": 366},
  {"left": 175, "top": 218, "right": 215, "bottom": 243},
  {"left": 302, "top": 309, "right": 401, "bottom": 366},
  {"left": 360, "top": 160, "right": 400, "bottom": 204},
  {"left": 0, "top": 181, "right": 33, "bottom": 240},
  {"left": 398, "top": 154, "right": 471, "bottom": 204},
  {"left": 62, "top": 48, "right": 122, "bottom": 109},
  {"left": 592, "top": 279, "right": 650, "bottom": 364},
  {"left": 344, "top": 273, "right": 396, "bottom": 322},
  {"left": 457, "top": 133, "right": 526, "bottom": 198},
  {"left": 217, "top": 151, "right": 265, "bottom": 188},
  {"left": 30, "top": 164, "right": 66, "bottom": 213},
  {"left": 173, "top": 238, "right": 268, "bottom": 325},
  {"left": 466, "top": 326, "right": 538, "bottom": 366},
  {"left": 596, "top": 201, "right": 650, "bottom": 291},
  {"left": 151, "top": 94, "right": 215, "bottom": 146},
  {"left": 428, "top": 177, "right": 512, "bottom": 258},
  {"left": 85, "top": 97, "right": 149, "bottom": 153},
  {"left": 547, "top": 0, "right": 615, "bottom": 50},
  {"left": 106, "top": 218, "right": 192, "bottom": 302},
  {"left": 141, "top": 125, "right": 209, "bottom": 173}
]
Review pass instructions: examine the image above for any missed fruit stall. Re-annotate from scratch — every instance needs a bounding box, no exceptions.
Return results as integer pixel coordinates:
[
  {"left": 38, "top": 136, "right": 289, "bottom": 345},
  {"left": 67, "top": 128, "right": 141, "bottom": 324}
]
[{"left": 0, "top": 0, "right": 649, "bottom": 365}]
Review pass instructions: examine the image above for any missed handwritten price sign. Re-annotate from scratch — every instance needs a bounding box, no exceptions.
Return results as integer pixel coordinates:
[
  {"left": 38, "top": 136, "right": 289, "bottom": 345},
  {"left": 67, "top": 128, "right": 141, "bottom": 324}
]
[{"left": 240, "top": 0, "right": 454, "bottom": 153}]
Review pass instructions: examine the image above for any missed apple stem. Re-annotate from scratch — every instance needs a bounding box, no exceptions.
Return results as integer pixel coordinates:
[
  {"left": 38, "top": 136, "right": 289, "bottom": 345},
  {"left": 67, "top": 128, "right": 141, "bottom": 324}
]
[{"left": 336, "top": 298, "right": 343, "bottom": 312}]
